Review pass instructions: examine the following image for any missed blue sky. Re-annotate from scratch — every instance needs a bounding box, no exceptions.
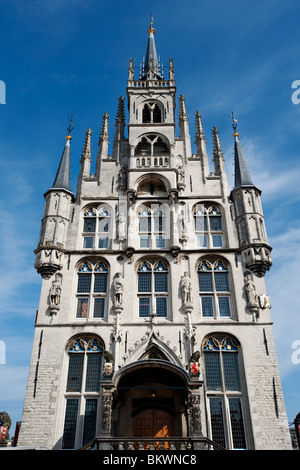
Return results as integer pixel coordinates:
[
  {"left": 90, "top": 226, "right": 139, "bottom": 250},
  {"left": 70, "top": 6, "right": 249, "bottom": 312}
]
[{"left": 0, "top": 0, "right": 300, "bottom": 438}]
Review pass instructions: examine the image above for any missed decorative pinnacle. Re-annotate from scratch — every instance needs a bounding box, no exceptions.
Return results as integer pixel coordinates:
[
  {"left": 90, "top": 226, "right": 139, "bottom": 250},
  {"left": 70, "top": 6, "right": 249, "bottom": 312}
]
[
  {"left": 179, "top": 95, "right": 189, "bottom": 122},
  {"left": 115, "top": 96, "right": 125, "bottom": 124},
  {"left": 66, "top": 114, "right": 74, "bottom": 140},
  {"left": 212, "top": 127, "right": 223, "bottom": 156},
  {"left": 195, "top": 111, "right": 206, "bottom": 142},
  {"left": 98, "top": 112, "right": 109, "bottom": 144},
  {"left": 81, "top": 128, "right": 92, "bottom": 160}
]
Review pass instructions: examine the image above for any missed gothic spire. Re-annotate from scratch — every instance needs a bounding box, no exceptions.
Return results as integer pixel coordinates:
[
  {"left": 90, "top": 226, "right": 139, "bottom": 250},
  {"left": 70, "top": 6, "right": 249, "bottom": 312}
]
[
  {"left": 51, "top": 118, "right": 74, "bottom": 192},
  {"left": 141, "top": 15, "right": 162, "bottom": 80},
  {"left": 231, "top": 118, "right": 254, "bottom": 189}
]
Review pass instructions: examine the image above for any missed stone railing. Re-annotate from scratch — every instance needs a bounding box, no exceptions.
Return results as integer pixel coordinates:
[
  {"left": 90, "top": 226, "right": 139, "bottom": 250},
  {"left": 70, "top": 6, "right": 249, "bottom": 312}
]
[
  {"left": 127, "top": 80, "right": 175, "bottom": 88},
  {"left": 80, "top": 436, "right": 225, "bottom": 451}
]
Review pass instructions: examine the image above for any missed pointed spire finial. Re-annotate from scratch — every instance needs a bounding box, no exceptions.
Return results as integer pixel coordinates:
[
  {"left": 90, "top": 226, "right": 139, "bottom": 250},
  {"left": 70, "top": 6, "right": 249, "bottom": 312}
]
[{"left": 141, "top": 14, "right": 161, "bottom": 80}]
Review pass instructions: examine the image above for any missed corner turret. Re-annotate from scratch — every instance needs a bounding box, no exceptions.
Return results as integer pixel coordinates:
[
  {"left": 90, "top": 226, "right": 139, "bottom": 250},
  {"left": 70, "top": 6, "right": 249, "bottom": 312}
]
[
  {"left": 229, "top": 116, "right": 272, "bottom": 277},
  {"left": 34, "top": 122, "right": 75, "bottom": 278}
]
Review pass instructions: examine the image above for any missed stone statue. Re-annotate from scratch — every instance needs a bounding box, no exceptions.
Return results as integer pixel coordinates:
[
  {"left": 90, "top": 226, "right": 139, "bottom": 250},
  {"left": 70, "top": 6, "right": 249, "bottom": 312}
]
[
  {"left": 113, "top": 272, "right": 124, "bottom": 305},
  {"left": 117, "top": 212, "right": 126, "bottom": 240},
  {"left": 49, "top": 273, "right": 62, "bottom": 307},
  {"left": 244, "top": 272, "right": 259, "bottom": 318},
  {"left": 181, "top": 272, "right": 193, "bottom": 304},
  {"left": 48, "top": 273, "right": 62, "bottom": 315},
  {"left": 178, "top": 165, "right": 185, "bottom": 182}
]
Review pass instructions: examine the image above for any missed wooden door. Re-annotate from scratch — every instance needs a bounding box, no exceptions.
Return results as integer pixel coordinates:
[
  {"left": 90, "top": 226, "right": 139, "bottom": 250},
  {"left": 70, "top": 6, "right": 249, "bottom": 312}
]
[{"left": 133, "top": 409, "right": 174, "bottom": 449}]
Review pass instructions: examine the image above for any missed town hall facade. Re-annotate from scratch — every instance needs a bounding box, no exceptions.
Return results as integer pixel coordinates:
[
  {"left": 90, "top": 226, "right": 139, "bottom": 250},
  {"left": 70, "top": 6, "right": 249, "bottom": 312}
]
[{"left": 18, "top": 21, "right": 291, "bottom": 450}]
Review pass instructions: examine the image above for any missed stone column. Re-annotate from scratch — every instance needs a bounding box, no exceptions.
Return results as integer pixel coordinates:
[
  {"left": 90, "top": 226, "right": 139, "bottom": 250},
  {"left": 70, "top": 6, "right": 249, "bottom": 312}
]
[{"left": 99, "top": 381, "right": 115, "bottom": 449}]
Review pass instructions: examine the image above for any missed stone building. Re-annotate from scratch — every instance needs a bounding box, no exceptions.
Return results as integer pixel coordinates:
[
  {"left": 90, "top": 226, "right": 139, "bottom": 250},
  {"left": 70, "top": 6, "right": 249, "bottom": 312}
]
[{"left": 18, "top": 20, "right": 291, "bottom": 450}]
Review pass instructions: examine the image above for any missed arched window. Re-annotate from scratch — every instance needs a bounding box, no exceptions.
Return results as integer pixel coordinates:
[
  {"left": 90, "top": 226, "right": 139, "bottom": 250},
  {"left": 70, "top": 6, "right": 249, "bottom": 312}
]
[
  {"left": 76, "top": 259, "right": 109, "bottom": 319},
  {"left": 203, "top": 335, "right": 247, "bottom": 449},
  {"left": 138, "top": 204, "right": 167, "bottom": 249},
  {"left": 135, "top": 134, "right": 169, "bottom": 168},
  {"left": 137, "top": 259, "right": 169, "bottom": 318},
  {"left": 193, "top": 203, "right": 223, "bottom": 248},
  {"left": 197, "top": 259, "right": 231, "bottom": 318},
  {"left": 82, "top": 205, "right": 112, "bottom": 249},
  {"left": 62, "top": 335, "right": 104, "bottom": 449},
  {"left": 142, "top": 102, "right": 162, "bottom": 123}
]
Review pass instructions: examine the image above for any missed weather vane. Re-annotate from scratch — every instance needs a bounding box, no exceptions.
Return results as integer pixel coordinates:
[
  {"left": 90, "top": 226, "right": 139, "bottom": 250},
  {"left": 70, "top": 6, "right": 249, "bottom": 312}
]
[
  {"left": 67, "top": 114, "right": 74, "bottom": 136},
  {"left": 228, "top": 112, "right": 238, "bottom": 134}
]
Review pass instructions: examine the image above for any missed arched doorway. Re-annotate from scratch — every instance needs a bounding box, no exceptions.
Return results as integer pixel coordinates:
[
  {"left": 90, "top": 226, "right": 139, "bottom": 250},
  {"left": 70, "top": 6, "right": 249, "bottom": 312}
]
[{"left": 111, "top": 360, "right": 189, "bottom": 447}]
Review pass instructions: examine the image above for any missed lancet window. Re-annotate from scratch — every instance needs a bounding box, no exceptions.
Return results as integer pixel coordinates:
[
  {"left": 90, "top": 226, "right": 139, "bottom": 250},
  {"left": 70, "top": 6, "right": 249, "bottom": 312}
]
[
  {"left": 76, "top": 259, "right": 109, "bottom": 319},
  {"left": 197, "top": 259, "right": 231, "bottom": 318},
  {"left": 203, "top": 335, "right": 247, "bottom": 449},
  {"left": 193, "top": 203, "right": 224, "bottom": 248},
  {"left": 137, "top": 258, "right": 169, "bottom": 318},
  {"left": 62, "top": 335, "right": 103, "bottom": 449},
  {"left": 82, "top": 205, "right": 112, "bottom": 249},
  {"left": 138, "top": 204, "right": 167, "bottom": 249}
]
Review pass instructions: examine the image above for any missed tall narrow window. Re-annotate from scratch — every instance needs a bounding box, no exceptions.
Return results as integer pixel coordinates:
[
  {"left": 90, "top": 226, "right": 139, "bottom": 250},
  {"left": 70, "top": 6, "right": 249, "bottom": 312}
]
[
  {"left": 76, "top": 260, "right": 108, "bottom": 319},
  {"left": 197, "top": 259, "right": 231, "bottom": 318},
  {"left": 138, "top": 204, "right": 167, "bottom": 249},
  {"left": 193, "top": 204, "right": 224, "bottom": 248},
  {"left": 142, "top": 102, "right": 162, "bottom": 123},
  {"left": 82, "top": 205, "right": 112, "bottom": 250},
  {"left": 62, "top": 336, "right": 103, "bottom": 449},
  {"left": 203, "top": 335, "right": 247, "bottom": 450},
  {"left": 137, "top": 259, "right": 168, "bottom": 318}
]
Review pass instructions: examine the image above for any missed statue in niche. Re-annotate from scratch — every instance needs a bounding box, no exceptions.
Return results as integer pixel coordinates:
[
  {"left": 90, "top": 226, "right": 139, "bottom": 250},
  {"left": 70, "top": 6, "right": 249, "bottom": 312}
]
[
  {"left": 49, "top": 273, "right": 62, "bottom": 308},
  {"left": 113, "top": 272, "right": 124, "bottom": 305},
  {"left": 181, "top": 272, "right": 193, "bottom": 304}
]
